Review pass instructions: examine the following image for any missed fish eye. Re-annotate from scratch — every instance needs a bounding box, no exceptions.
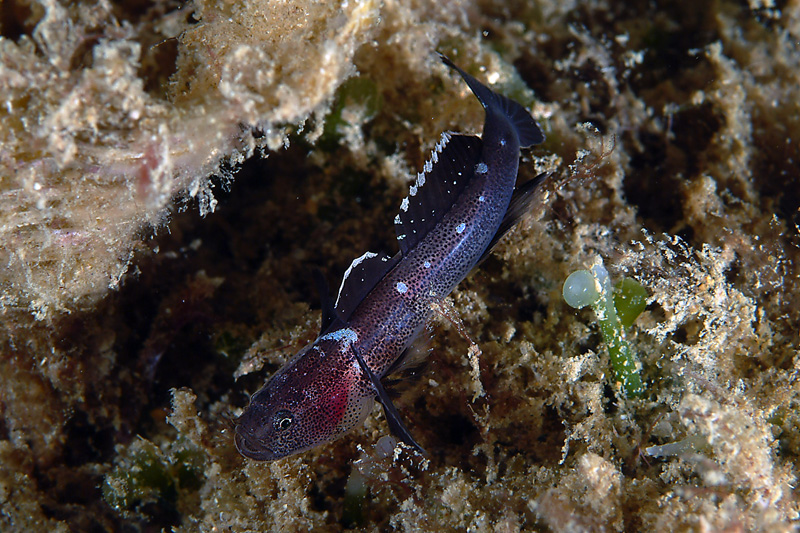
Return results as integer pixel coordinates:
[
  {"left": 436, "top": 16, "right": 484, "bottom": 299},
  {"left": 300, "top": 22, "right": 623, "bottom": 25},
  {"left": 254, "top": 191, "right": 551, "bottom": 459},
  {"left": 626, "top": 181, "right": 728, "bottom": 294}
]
[{"left": 274, "top": 410, "right": 294, "bottom": 431}]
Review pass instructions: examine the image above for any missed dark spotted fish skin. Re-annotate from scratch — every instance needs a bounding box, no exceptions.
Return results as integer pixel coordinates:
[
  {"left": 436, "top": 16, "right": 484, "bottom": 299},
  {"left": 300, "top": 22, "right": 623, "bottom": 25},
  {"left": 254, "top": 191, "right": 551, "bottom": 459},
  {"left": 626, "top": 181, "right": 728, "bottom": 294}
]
[
  {"left": 353, "top": 135, "right": 519, "bottom": 376},
  {"left": 235, "top": 56, "right": 545, "bottom": 461}
]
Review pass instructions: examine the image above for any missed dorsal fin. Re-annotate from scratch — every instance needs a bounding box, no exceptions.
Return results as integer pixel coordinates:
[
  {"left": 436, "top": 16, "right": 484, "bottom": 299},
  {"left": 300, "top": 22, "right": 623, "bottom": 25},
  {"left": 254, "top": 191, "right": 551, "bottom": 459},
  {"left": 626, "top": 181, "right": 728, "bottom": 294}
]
[
  {"left": 312, "top": 268, "right": 341, "bottom": 335},
  {"left": 478, "top": 171, "right": 551, "bottom": 263},
  {"left": 334, "top": 251, "right": 401, "bottom": 321},
  {"left": 395, "top": 133, "right": 482, "bottom": 254}
]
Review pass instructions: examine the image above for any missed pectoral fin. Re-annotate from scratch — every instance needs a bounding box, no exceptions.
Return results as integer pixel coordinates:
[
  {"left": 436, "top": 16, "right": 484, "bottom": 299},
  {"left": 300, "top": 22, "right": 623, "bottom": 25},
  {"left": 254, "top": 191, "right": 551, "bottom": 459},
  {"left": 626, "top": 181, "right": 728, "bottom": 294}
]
[
  {"left": 478, "top": 171, "right": 551, "bottom": 264},
  {"left": 351, "top": 346, "right": 427, "bottom": 456}
]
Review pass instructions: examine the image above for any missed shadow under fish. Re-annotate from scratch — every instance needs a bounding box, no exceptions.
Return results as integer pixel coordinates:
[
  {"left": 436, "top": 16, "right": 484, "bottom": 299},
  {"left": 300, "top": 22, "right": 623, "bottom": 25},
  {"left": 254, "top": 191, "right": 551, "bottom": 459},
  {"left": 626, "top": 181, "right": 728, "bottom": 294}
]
[{"left": 235, "top": 53, "right": 548, "bottom": 461}]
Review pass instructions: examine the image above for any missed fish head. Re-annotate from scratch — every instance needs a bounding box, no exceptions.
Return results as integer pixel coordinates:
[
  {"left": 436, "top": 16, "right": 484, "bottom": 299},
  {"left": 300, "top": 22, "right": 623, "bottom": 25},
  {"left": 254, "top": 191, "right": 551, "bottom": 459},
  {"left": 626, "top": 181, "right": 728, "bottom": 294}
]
[{"left": 234, "top": 344, "right": 371, "bottom": 461}]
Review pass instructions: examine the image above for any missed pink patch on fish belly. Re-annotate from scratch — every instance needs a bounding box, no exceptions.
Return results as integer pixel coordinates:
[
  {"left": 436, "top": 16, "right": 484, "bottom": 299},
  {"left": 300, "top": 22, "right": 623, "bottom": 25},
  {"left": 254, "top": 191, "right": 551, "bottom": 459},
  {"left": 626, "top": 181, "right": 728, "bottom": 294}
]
[{"left": 316, "top": 379, "right": 352, "bottom": 435}]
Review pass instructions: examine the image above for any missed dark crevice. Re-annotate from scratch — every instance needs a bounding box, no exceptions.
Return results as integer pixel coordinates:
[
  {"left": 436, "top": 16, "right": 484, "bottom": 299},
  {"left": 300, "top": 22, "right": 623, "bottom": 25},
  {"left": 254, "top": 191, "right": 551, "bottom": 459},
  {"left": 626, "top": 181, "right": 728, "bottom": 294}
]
[
  {"left": 623, "top": 130, "right": 684, "bottom": 233},
  {"left": 1, "top": 0, "right": 36, "bottom": 42}
]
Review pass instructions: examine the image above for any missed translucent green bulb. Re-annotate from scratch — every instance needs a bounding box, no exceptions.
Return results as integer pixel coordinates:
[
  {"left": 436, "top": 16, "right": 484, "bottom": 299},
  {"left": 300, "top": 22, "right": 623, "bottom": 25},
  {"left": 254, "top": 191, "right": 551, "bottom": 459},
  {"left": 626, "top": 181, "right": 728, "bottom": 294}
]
[{"left": 562, "top": 263, "right": 645, "bottom": 397}]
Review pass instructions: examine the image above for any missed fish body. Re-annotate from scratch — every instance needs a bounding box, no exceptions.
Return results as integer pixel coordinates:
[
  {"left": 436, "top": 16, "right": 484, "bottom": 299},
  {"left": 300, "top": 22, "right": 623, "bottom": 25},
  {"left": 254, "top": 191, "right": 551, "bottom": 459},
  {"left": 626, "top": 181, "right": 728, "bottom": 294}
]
[{"left": 235, "top": 55, "right": 546, "bottom": 461}]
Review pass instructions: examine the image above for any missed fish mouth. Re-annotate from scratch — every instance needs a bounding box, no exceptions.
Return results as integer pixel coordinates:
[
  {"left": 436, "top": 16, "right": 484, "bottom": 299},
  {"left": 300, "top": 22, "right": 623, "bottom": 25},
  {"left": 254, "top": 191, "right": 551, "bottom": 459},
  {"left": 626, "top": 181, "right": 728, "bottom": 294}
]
[{"left": 234, "top": 427, "right": 276, "bottom": 461}]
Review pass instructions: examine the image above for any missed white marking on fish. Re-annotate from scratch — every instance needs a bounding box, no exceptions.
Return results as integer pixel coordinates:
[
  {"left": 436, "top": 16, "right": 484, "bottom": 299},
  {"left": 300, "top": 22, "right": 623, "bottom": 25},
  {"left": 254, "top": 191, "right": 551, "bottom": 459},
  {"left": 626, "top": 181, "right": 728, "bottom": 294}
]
[
  {"left": 335, "top": 252, "right": 377, "bottom": 308},
  {"left": 320, "top": 327, "right": 359, "bottom": 345}
]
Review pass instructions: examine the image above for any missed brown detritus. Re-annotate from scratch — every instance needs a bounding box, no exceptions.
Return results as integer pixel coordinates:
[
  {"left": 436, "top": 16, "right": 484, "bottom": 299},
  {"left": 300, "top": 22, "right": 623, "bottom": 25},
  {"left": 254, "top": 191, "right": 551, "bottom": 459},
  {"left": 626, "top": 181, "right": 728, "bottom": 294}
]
[
  {"left": 0, "top": 0, "right": 381, "bottom": 327},
  {"left": 531, "top": 452, "right": 624, "bottom": 532},
  {"left": 348, "top": 436, "right": 429, "bottom": 519}
]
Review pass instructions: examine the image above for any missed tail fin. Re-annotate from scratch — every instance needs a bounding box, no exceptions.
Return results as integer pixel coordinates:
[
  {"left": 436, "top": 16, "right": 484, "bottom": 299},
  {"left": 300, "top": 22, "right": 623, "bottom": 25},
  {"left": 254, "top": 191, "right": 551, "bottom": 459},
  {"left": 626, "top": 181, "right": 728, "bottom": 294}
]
[{"left": 438, "top": 53, "right": 545, "bottom": 148}]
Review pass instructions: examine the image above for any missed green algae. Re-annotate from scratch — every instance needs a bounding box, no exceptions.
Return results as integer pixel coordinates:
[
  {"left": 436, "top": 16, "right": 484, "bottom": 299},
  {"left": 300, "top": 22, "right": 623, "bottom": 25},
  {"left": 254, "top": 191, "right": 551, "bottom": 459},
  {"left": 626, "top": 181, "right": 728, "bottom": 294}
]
[
  {"left": 613, "top": 277, "right": 648, "bottom": 330},
  {"left": 103, "top": 437, "right": 206, "bottom": 515},
  {"left": 103, "top": 440, "right": 178, "bottom": 513},
  {"left": 563, "top": 264, "right": 646, "bottom": 397},
  {"left": 319, "top": 76, "right": 383, "bottom": 150}
]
